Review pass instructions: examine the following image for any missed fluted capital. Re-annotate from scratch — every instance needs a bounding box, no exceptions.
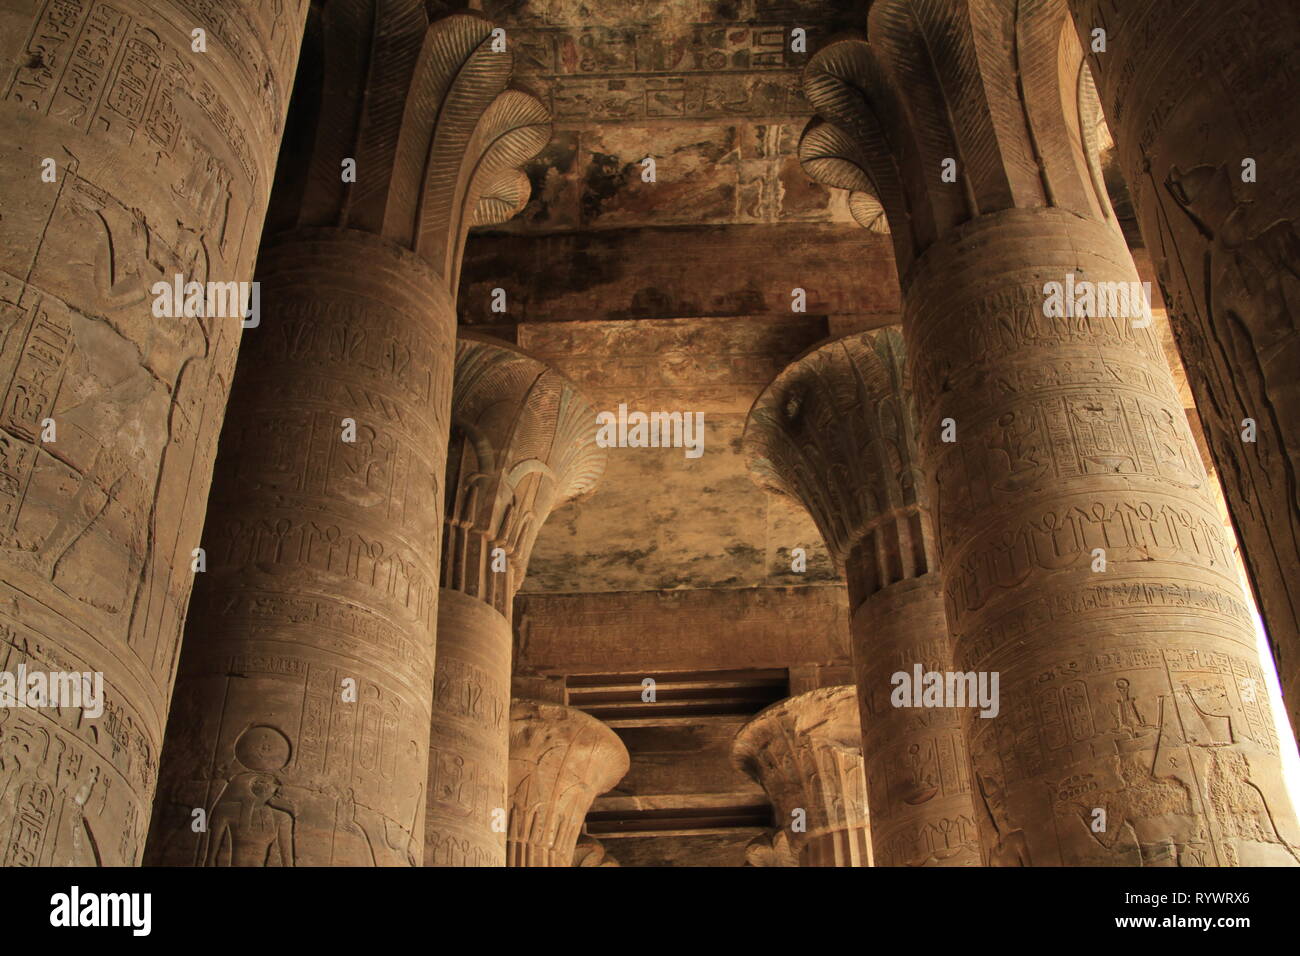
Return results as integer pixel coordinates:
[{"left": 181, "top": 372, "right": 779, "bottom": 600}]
[
  {"left": 744, "top": 328, "right": 931, "bottom": 595},
  {"left": 443, "top": 333, "right": 607, "bottom": 614},
  {"left": 744, "top": 829, "right": 799, "bottom": 867},
  {"left": 801, "top": 0, "right": 1113, "bottom": 279},
  {"left": 732, "top": 686, "right": 871, "bottom": 866},
  {"left": 272, "top": 8, "right": 549, "bottom": 288},
  {"left": 507, "top": 700, "right": 629, "bottom": 867},
  {"left": 573, "top": 835, "right": 620, "bottom": 867}
]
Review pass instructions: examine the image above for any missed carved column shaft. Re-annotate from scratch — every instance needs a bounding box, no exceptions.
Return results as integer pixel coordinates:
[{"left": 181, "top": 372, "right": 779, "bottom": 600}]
[
  {"left": 147, "top": 231, "right": 451, "bottom": 867},
  {"left": 146, "top": 10, "right": 548, "bottom": 866},
  {"left": 908, "top": 208, "right": 1297, "bottom": 867},
  {"left": 802, "top": 0, "right": 1298, "bottom": 865},
  {"left": 426, "top": 334, "right": 605, "bottom": 867},
  {"left": 1065, "top": 0, "right": 1300, "bottom": 740},
  {"left": 507, "top": 699, "right": 628, "bottom": 867},
  {"left": 426, "top": 589, "right": 511, "bottom": 866},
  {"left": 0, "top": 0, "right": 307, "bottom": 866},
  {"left": 851, "top": 570, "right": 981, "bottom": 866},
  {"left": 733, "top": 686, "right": 872, "bottom": 866}
]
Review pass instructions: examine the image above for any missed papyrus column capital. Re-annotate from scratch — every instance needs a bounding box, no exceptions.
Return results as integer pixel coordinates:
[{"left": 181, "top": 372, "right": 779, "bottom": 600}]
[
  {"left": 507, "top": 699, "right": 628, "bottom": 867},
  {"left": 443, "top": 333, "right": 607, "bottom": 618},
  {"left": 732, "top": 686, "right": 871, "bottom": 867}
]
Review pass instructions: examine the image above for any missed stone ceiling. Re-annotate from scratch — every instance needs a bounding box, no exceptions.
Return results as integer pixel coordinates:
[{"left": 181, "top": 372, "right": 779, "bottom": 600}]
[
  {"left": 457, "top": 0, "right": 1141, "bottom": 599},
  {"left": 472, "top": 0, "right": 862, "bottom": 232}
]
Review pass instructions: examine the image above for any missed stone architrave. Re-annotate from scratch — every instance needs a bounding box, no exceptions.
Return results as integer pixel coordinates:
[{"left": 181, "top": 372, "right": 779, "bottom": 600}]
[
  {"left": 732, "top": 686, "right": 872, "bottom": 866},
  {"left": 0, "top": 0, "right": 308, "bottom": 866},
  {"left": 745, "top": 329, "right": 981, "bottom": 866},
  {"left": 800, "top": 0, "right": 1300, "bottom": 866},
  {"left": 426, "top": 333, "right": 606, "bottom": 867},
  {"left": 1064, "top": 0, "right": 1300, "bottom": 742},
  {"left": 144, "top": 9, "right": 549, "bottom": 866},
  {"left": 507, "top": 699, "right": 628, "bottom": 867}
]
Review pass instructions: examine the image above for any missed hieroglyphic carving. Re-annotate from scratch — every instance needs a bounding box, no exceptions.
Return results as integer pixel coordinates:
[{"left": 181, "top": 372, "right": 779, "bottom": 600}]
[
  {"left": 854, "top": 579, "right": 981, "bottom": 867},
  {"left": 515, "top": 587, "right": 850, "bottom": 674},
  {"left": 800, "top": 0, "right": 1298, "bottom": 865},
  {"left": 507, "top": 699, "right": 628, "bottom": 867},
  {"left": 1066, "top": 0, "right": 1300, "bottom": 741},
  {"left": 733, "top": 686, "right": 872, "bottom": 867},
  {"left": 0, "top": 619, "right": 153, "bottom": 866},
  {"left": 480, "top": 1, "right": 865, "bottom": 125},
  {"left": 0, "top": 0, "right": 308, "bottom": 864},
  {"left": 425, "top": 590, "right": 512, "bottom": 868},
  {"left": 145, "top": 8, "right": 548, "bottom": 866}
]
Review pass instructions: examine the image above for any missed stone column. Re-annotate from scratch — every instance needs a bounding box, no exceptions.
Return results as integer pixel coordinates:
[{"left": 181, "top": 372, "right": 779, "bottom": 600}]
[
  {"left": 802, "top": 0, "right": 1299, "bottom": 865},
  {"left": 732, "top": 686, "right": 872, "bottom": 866},
  {"left": 507, "top": 699, "right": 628, "bottom": 867},
  {"left": 425, "top": 334, "right": 606, "bottom": 867},
  {"left": 1063, "top": 0, "right": 1300, "bottom": 741},
  {"left": 745, "top": 329, "right": 981, "bottom": 866},
  {"left": 144, "top": 10, "right": 549, "bottom": 866},
  {"left": 0, "top": 0, "right": 307, "bottom": 866}
]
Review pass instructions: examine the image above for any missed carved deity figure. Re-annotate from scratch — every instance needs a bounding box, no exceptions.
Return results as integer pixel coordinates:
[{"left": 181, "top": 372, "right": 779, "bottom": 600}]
[{"left": 204, "top": 772, "right": 295, "bottom": 867}]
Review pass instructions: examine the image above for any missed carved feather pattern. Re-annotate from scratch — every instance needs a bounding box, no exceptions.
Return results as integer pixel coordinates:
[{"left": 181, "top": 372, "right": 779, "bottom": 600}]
[
  {"left": 849, "top": 192, "right": 891, "bottom": 233},
  {"left": 446, "top": 334, "right": 606, "bottom": 605},
  {"left": 1016, "top": 0, "right": 1097, "bottom": 214},
  {"left": 448, "top": 88, "right": 552, "bottom": 288},
  {"left": 797, "top": 120, "right": 892, "bottom": 235},
  {"left": 471, "top": 168, "right": 533, "bottom": 227},
  {"left": 802, "top": 41, "right": 921, "bottom": 268},
  {"left": 798, "top": 0, "right": 1114, "bottom": 267},
  {"left": 798, "top": 119, "right": 877, "bottom": 196},
  {"left": 967, "top": 0, "right": 1043, "bottom": 209},
  {"left": 277, "top": 8, "right": 546, "bottom": 282},
  {"left": 302, "top": 0, "right": 372, "bottom": 226},
  {"left": 384, "top": 14, "right": 496, "bottom": 248},
  {"left": 1074, "top": 41, "right": 1116, "bottom": 222},
  {"left": 409, "top": 17, "right": 514, "bottom": 275},
  {"left": 867, "top": 0, "right": 974, "bottom": 228},
  {"left": 347, "top": 0, "right": 428, "bottom": 232}
]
